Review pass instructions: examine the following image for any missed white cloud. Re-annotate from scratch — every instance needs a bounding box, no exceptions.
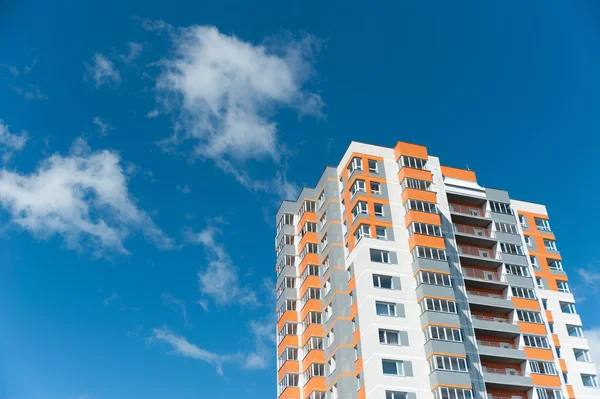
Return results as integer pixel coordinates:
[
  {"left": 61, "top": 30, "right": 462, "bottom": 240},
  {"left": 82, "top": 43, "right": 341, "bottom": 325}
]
[
  {"left": 575, "top": 265, "right": 600, "bottom": 304},
  {"left": 161, "top": 291, "right": 191, "bottom": 327},
  {"left": 119, "top": 42, "right": 143, "bottom": 64},
  {"left": 0, "top": 120, "right": 28, "bottom": 162},
  {"left": 150, "top": 327, "right": 240, "bottom": 375},
  {"left": 103, "top": 292, "right": 119, "bottom": 306},
  {"left": 0, "top": 63, "right": 19, "bottom": 76},
  {"left": 146, "top": 109, "right": 160, "bottom": 118},
  {"left": 85, "top": 54, "right": 120, "bottom": 88},
  {"left": 176, "top": 184, "right": 191, "bottom": 194},
  {"left": 0, "top": 138, "right": 173, "bottom": 255},
  {"left": 585, "top": 328, "right": 600, "bottom": 373},
  {"left": 154, "top": 25, "right": 322, "bottom": 196},
  {"left": 9, "top": 84, "right": 48, "bottom": 100},
  {"left": 92, "top": 117, "right": 112, "bottom": 136},
  {"left": 243, "top": 317, "right": 274, "bottom": 370},
  {"left": 187, "top": 225, "right": 257, "bottom": 306}
]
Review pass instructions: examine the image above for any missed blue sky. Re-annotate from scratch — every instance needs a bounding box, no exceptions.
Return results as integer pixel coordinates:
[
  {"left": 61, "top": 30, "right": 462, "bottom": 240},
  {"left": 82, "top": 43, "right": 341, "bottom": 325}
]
[{"left": 1, "top": 1, "right": 600, "bottom": 398}]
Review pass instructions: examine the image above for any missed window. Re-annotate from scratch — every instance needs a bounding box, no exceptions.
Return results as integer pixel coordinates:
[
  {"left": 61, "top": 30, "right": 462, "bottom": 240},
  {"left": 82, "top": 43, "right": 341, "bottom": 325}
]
[
  {"left": 542, "top": 299, "right": 548, "bottom": 310},
  {"left": 303, "top": 312, "right": 322, "bottom": 329},
  {"left": 318, "top": 212, "right": 327, "bottom": 230},
  {"left": 544, "top": 239, "right": 557, "bottom": 251},
  {"left": 490, "top": 201, "right": 512, "bottom": 214},
  {"left": 530, "top": 360, "right": 557, "bottom": 375},
  {"left": 303, "top": 337, "right": 324, "bottom": 353},
  {"left": 382, "top": 359, "right": 405, "bottom": 376},
  {"left": 517, "top": 310, "right": 543, "bottom": 324},
  {"left": 350, "top": 179, "right": 366, "bottom": 196},
  {"left": 567, "top": 325, "right": 584, "bottom": 337},
  {"left": 556, "top": 347, "right": 562, "bottom": 358},
  {"left": 327, "top": 356, "right": 336, "bottom": 375},
  {"left": 354, "top": 345, "right": 358, "bottom": 361},
  {"left": 560, "top": 302, "right": 577, "bottom": 314},
  {"left": 434, "top": 388, "right": 473, "bottom": 399},
  {"left": 277, "top": 373, "right": 299, "bottom": 395},
  {"left": 370, "top": 249, "right": 391, "bottom": 263},
  {"left": 400, "top": 155, "right": 426, "bottom": 170},
  {"left": 574, "top": 349, "right": 592, "bottom": 362},
  {"left": 495, "top": 221, "right": 519, "bottom": 234},
  {"left": 505, "top": 264, "right": 529, "bottom": 277},
  {"left": 277, "top": 300, "right": 298, "bottom": 319},
  {"left": 418, "top": 271, "right": 451, "bottom": 287},
  {"left": 308, "top": 392, "right": 326, "bottom": 399},
  {"left": 374, "top": 203, "right": 384, "bottom": 217},
  {"left": 317, "top": 190, "right": 325, "bottom": 209},
  {"left": 518, "top": 214, "right": 527, "bottom": 228},
  {"left": 511, "top": 286, "right": 536, "bottom": 299},
  {"left": 500, "top": 242, "right": 524, "bottom": 255},
  {"left": 410, "top": 222, "right": 442, "bottom": 237},
  {"left": 370, "top": 181, "right": 381, "bottom": 194},
  {"left": 386, "top": 392, "right": 407, "bottom": 399},
  {"left": 412, "top": 246, "right": 447, "bottom": 261},
  {"left": 320, "top": 233, "right": 328, "bottom": 250},
  {"left": 277, "top": 323, "right": 298, "bottom": 343},
  {"left": 373, "top": 274, "right": 393, "bottom": 289},
  {"left": 355, "top": 224, "right": 370, "bottom": 242},
  {"left": 400, "top": 177, "right": 431, "bottom": 191},
  {"left": 523, "top": 335, "right": 549, "bottom": 348},
  {"left": 582, "top": 374, "right": 599, "bottom": 388},
  {"left": 536, "top": 277, "right": 544, "bottom": 289},
  {"left": 524, "top": 236, "right": 532, "bottom": 247},
  {"left": 352, "top": 201, "right": 369, "bottom": 219},
  {"left": 276, "top": 213, "right": 295, "bottom": 234},
  {"left": 368, "top": 159, "right": 378, "bottom": 173},
  {"left": 379, "top": 329, "right": 400, "bottom": 345},
  {"left": 421, "top": 298, "right": 457, "bottom": 314},
  {"left": 425, "top": 326, "right": 463, "bottom": 342},
  {"left": 429, "top": 355, "right": 468, "bottom": 372},
  {"left": 277, "top": 347, "right": 299, "bottom": 369},
  {"left": 375, "top": 226, "right": 387, "bottom": 240},
  {"left": 557, "top": 281, "right": 570, "bottom": 293},
  {"left": 301, "top": 222, "right": 317, "bottom": 237},
  {"left": 323, "top": 278, "right": 331, "bottom": 296},
  {"left": 548, "top": 259, "right": 563, "bottom": 271},
  {"left": 303, "top": 363, "right": 325, "bottom": 380},
  {"left": 326, "top": 328, "right": 334, "bottom": 346},
  {"left": 405, "top": 199, "right": 437, "bottom": 214},
  {"left": 549, "top": 322, "right": 555, "bottom": 333},
  {"left": 348, "top": 157, "right": 363, "bottom": 174},
  {"left": 376, "top": 301, "right": 396, "bottom": 316},
  {"left": 536, "top": 388, "right": 564, "bottom": 399},
  {"left": 563, "top": 372, "right": 570, "bottom": 384},
  {"left": 530, "top": 255, "right": 538, "bottom": 267},
  {"left": 535, "top": 218, "right": 551, "bottom": 232}
]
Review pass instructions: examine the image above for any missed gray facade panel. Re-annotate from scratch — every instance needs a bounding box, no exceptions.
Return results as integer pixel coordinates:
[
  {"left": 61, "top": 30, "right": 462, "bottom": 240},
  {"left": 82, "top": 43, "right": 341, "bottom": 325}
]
[
  {"left": 490, "top": 212, "right": 517, "bottom": 224},
  {"left": 485, "top": 188, "right": 511, "bottom": 203},
  {"left": 494, "top": 232, "right": 523, "bottom": 245},
  {"left": 420, "top": 311, "right": 461, "bottom": 327},
  {"left": 500, "top": 253, "right": 528, "bottom": 266},
  {"left": 472, "top": 318, "right": 520, "bottom": 335},
  {"left": 482, "top": 371, "right": 533, "bottom": 388},
  {"left": 467, "top": 293, "right": 513, "bottom": 310},
  {"left": 416, "top": 284, "right": 455, "bottom": 301},
  {"left": 477, "top": 345, "right": 527, "bottom": 361},
  {"left": 428, "top": 370, "right": 472, "bottom": 388},
  {"left": 506, "top": 275, "right": 534, "bottom": 288},
  {"left": 411, "top": 258, "right": 451, "bottom": 274},
  {"left": 424, "top": 340, "right": 466, "bottom": 357}
]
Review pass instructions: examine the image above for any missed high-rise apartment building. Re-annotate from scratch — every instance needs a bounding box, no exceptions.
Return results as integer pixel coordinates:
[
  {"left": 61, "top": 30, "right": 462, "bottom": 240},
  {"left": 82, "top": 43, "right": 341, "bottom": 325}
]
[{"left": 275, "top": 141, "right": 598, "bottom": 399}]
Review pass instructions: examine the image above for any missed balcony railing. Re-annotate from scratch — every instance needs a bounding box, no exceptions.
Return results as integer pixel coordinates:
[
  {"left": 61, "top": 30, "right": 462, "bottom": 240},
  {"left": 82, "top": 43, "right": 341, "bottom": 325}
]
[
  {"left": 458, "top": 245, "right": 496, "bottom": 259},
  {"left": 453, "top": 223, "right": 492, "bottom": 237},
  {"left": 484, "top": 368, "right": 527, "bottom": 377},
  {"left": 462, "top": 267, "right": 503, "bottom": 282},
  {"left": 468, "top": 290, "right": 505, "bottom": 299},
  {"left": 479, "top": 340, "right": 518, "bottom": 350},
  {"left": 449, "top": 204, "right": 490, "bottom": 218},
  {"left": 472, "top": 314, "right": 512, "bottom": 324}
]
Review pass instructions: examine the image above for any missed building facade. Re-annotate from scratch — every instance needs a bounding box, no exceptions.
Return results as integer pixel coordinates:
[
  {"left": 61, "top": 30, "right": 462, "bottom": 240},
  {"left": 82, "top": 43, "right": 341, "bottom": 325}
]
[{"left": 275, "top": 141, "right": 598, "bottom": 399}]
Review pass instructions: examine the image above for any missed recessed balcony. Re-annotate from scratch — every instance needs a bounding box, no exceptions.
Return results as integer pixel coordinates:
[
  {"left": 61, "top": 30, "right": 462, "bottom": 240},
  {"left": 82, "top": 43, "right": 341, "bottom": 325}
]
[
  {"left": 471, "top": 315, "right": 520, "bottom": 338},
  {"left": 449, "top": 204, "right": 492, "bottom": 227},
  {"left": 458, "top": 245, "right": 502, "bottom": 267},
  {"left": 483, "top": 368, "right": 533, "bottom": 391},
  {"left": 453, "top": 223, "right": 497, "bottom": 247},
  {"left": 467, "top": 290, "right": 513, "bottom": 313},
  {"left": 477, "top": 340, "right": 527, "bottom": 363},
  {"left": 462, "top": 267, "right": 508, "bottom": 290}
]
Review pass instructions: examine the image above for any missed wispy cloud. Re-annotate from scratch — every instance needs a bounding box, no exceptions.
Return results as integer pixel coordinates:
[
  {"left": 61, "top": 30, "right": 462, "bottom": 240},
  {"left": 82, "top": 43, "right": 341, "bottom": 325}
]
[
  {"left": 0, "top": 119, "right": 28, "bottom": 162},
  {"left": 146, "top": 109, "right": 160, "bottom": 118},
  {"left": 244, "top": 317, "right": 274, "bottom": 370},
  {"left": 161, "top": 291, "right": 191, "bottom": 327},
  {"left": 0, "top": 137, "right": 173, "bottom": 255},
  {"left": 103, "top": 292, "right": 120, "bottom": 306},
  {"left": 575, "top": 263, "right": 600, "bottom": 304},
  {"left": 9, "top": 84, "right": 48, "bottom": 100},
  {"left": 85, "top": 54, "right": 120, "bottom": 88},
  {"left": 0, "top": 63, "right": 19, "bottom": 76},
  {"left": 119, "top": 42, "right": 143, "bottom": 64},
  {"left": 176, "top": 184, "right": 191, "bottom": 194},
  {"left": 153, "top": 24, "right": 322, "bottom": 199},
  {"left": 186, "top": 225, "right": 258, "bottom": 306},
  {"left": 149, "top": 327, "right": 240, "bottom": 375},
  {"left": 585, "top": 328, "right": 600, "bottom": 373},
  {"left": 92, "top": 117, "right": 112, "bottom": 136}
]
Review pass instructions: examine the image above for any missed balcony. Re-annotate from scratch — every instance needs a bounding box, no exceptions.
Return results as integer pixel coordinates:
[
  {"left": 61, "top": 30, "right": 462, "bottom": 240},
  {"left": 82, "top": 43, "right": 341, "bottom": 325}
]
[
  {"left": 462, "top": 267, "right": 507, "bottom": 290},
  {"left": 467, "top": 290, "right": 513, "bottom": 313},
  {"left": 483, "top": 368, "right": 533, "bottom": 391},
  {"left": 477, "top": 341, "right": 527, "bottom": 363},
  {"left": 449, "top": 204, "right": 492, "bottom": 227},
  {"left": 458, "top": 245, "right": 502, "bottom": 267},
  {"left": 472, "top": 315, "right": 520, "bottom": 338},
  {"left": 453, "top": 223, "right": 496, "bottom": 247}
]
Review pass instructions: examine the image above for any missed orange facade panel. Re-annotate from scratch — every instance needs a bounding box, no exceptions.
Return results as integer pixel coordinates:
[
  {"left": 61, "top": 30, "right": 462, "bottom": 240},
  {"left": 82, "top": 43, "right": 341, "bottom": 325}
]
[
  {"left": 404, "top": 210, "right": 441, "bottom": 226},
  {"left": 552, "top": 334, "right": 561, "bottom": 347},
  {"left": 398, "top": 167, "right": 432, "bottom": 182},
  {"left": 559, "top": 359, "right": 568, "bottom": 372},
  {"left": 524, "top": 347, "right": 554, "bottom": 361},
  {"left": 278, "top": 360, "right": 300, "bottom": 381},
  {"left": 394, "top": 141, "right": 428, "bottom": 160},
  {"left": 531, "top": 374, "right": 561, "bottom": 388},
  {"left": 517, "top": 322, "right": 547, "bottom": 335},
  {"left": 566, "top": 385, "right": 575, "bottom": 398},
  {"left": 440, "top": 166, "right": 477, "bottom": 182},
  {"left": 297, "top": 212, "right": 317, "bottom": 234},
  {"left": 512, "top": 298, "right": 540, "bottom": 311},
  {"left": 278, "top": 387, "right": 300, "bottom": 399},
  {"left": 301, "top": 323, "right": 323, "bottom": 346},
  {"left": 303, "top": 377, "right": 326, "bottom": 397},
  {"left": 278, "top": 335, "right": 299, "bottom": 356},
  {"left": 401, "top": 187, "right": 437, "bottom": 204},
  {"left": 408, "top": 234, "right": 445, "bottom": 251},
  {"left": 298, "top": 253, "right": 319, "bottom": 275},
  {"left": 299, "top": 275, "right": 321, "bottom": 298},
  {"left": 277, "top": 311, "right": 298, "bottom": 331},
  {"left": 357, "top": 387, "right": 366, "bottom": 399},
  {"left": 301, "top": 350, "right": 325, "bottom": 372},
  {"left": 300, "top": 299, "right": 322, "bottom": 320}
]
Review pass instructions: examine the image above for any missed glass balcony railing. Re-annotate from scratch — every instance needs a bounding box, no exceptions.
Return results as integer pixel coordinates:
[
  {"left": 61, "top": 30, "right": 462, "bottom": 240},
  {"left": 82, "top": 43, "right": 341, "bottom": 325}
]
[
  {"left": 478, "top": 340, "right": 518, "bottom": 350},
  {"left": 462, "top": 267, "right": 505, "bottom": 282},
  {"left": 472, "top": 314, "right": 513, "bottom": 324},
  {"left": 467, "top": 290, "right": 505, "bottom": 299},
  {"left": 453, "top": 223, "right": 492, "bottom": 237},
  {"left": 449, "top": 204, "right": 490, "bottom": 218},
  {"left": 484, "top": 368, "right": 527, "bottom": 377},
  {"left": 458, "top": 245, "right": 496, "bottom": 259}
]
